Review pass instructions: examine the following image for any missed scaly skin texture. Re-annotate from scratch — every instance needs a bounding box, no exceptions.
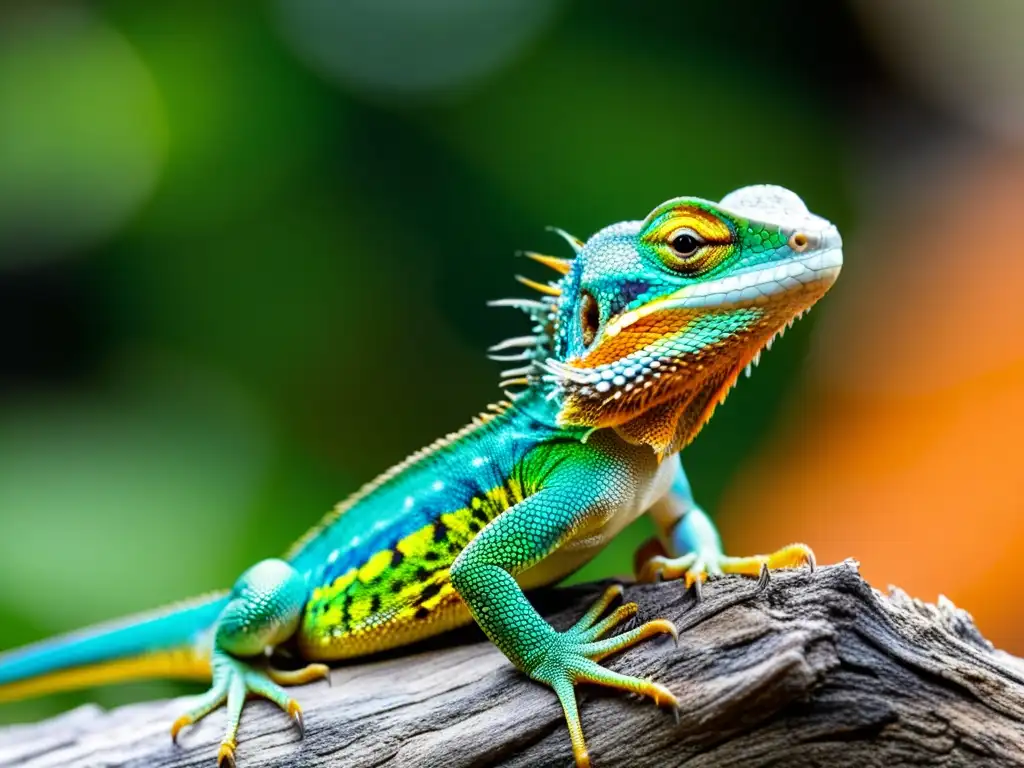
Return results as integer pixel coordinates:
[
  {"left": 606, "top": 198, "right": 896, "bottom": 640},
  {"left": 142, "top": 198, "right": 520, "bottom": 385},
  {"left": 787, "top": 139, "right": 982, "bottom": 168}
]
[{"left": 0, "top": 185, "right": 842, "bottom": 767}]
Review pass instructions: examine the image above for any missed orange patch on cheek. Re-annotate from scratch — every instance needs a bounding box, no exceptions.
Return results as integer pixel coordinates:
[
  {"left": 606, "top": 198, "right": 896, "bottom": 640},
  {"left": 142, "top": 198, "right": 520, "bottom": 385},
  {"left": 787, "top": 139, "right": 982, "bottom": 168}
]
[{"left": 574, "top": 309, "right": 702, "bottom": 368}]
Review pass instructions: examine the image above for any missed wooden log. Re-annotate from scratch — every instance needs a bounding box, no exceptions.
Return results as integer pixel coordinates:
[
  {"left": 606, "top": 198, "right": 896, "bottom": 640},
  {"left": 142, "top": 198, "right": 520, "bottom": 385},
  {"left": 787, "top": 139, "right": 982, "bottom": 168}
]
[{"left": 1, "top": 560, "right": 1022, "bottom": 767}]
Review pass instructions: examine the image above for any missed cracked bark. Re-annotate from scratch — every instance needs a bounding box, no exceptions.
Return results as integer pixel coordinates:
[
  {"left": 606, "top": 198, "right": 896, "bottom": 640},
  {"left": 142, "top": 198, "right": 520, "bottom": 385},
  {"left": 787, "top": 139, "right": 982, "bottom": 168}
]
[{"left": 1, "top": 560, "right": 1022, "bottom": 767}]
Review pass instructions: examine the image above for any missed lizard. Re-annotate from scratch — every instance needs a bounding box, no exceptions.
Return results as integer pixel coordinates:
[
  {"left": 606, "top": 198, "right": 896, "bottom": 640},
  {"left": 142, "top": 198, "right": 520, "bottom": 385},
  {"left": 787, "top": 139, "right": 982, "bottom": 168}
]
[{"left": 0, "top": 184, "right": 842, "bottom": 768}]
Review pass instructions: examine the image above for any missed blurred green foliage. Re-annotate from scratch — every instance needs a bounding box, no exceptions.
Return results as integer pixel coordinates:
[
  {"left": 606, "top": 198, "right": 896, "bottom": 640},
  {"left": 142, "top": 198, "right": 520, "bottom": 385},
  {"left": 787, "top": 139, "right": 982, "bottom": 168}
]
[{"left": 0, "top": 0, "right": 859, "bottom": 721}]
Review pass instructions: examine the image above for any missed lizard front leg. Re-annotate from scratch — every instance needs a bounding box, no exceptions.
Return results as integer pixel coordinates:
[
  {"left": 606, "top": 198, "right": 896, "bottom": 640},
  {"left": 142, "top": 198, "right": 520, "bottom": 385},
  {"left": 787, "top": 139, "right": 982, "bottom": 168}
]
[
  {"left": 170, "top": 559, "right": 328, "bottom": 767},
  {"left": 637, "top": 457, "right": 814, "bottom": 595},
  {"left": 450, "top": 443, "right": 678, "bottom": 768}
]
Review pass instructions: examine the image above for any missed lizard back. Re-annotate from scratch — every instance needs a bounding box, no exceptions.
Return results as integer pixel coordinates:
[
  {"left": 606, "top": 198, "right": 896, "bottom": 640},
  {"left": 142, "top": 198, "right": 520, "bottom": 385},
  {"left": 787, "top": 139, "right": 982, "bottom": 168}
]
[{"left": 288, "top": 396, "right": 566, "bottom": 659}]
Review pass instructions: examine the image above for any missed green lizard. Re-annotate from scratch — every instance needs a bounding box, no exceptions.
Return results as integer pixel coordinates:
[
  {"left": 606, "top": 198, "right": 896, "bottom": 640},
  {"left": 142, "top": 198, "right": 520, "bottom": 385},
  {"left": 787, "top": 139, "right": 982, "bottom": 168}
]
[{"left": 0, "top": 184, "right": 842, "bottom": 767}]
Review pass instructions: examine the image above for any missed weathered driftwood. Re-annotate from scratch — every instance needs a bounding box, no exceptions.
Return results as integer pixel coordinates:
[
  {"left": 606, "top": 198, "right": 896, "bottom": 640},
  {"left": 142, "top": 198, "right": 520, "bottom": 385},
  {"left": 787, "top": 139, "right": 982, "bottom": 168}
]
[{"left": 1, "top": 560, "right": 1022, "bottom": 767}]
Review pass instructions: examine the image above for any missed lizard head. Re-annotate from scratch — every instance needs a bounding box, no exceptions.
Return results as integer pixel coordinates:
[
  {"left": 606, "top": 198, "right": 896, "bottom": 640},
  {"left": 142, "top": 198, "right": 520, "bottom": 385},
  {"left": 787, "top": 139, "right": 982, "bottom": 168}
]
[{"left": 490, "top": 184, "right": 842, "bottom": 460}]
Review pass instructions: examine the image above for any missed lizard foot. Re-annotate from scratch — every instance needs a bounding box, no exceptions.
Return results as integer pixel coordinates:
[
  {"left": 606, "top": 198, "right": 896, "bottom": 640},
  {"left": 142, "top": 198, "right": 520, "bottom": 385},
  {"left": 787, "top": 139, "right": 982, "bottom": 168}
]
[
  {"left": 637, "top": 542, "right": 815, "bottom": 597},
  {"left": 528, "top": 585, "right": 679, "bottom": 767},
  {"left": 170, "top": 651, "right": 326, "bottom": 766}
]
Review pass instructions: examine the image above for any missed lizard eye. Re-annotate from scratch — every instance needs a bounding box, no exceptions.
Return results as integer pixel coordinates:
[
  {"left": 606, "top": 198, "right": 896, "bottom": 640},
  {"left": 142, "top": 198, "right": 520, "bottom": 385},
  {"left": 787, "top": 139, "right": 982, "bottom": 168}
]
[{"left": 668, "top": 229, "right": 704, "bottom": 258}]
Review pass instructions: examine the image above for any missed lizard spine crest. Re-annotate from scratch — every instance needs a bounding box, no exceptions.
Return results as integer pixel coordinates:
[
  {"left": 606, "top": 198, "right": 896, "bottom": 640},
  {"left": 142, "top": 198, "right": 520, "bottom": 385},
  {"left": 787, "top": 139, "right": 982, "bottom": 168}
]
[
  {"left": 284, "top": 400, "right": 513, "bottom": 560},
  {"left": 488, "top": 227, "right": 582, "bottom": 396}
]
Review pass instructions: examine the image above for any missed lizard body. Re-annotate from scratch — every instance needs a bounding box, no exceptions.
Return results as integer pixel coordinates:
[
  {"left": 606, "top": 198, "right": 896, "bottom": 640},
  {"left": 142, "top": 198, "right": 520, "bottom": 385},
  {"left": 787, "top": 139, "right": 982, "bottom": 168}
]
[
  {"left": 288, "top": 392, "right": 673, "bottom": 660},
  {"left": 0, "top": 185, "right": 842, "bottom": 767}
]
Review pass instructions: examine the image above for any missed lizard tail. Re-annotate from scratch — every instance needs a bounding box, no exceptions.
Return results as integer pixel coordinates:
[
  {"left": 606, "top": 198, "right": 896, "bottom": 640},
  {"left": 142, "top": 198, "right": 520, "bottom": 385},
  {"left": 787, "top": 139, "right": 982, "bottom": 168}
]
[{"left": 0, "top": 592, "right": 229, "bottom": 703}]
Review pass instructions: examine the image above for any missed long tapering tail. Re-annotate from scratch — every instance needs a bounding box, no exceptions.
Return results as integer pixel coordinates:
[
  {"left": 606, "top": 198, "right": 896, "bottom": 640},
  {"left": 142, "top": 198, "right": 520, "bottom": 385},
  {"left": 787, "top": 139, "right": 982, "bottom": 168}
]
[{"left": 0, "top": 592, "right": 229, "bottom": 703}]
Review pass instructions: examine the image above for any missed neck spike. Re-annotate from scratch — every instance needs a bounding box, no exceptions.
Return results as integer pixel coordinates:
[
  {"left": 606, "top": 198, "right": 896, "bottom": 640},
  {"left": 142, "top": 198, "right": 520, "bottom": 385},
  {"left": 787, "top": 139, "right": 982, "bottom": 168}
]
[
  {"left": 489, "top": 335, "right": 539, "bottom": 352},
  {"left": 521, "top": 251, "right": 573, "bottom": 275},
  {"left": 545, "top": 226, "right": 584, "bottom": 254},
  {"left": 487, "top": 297, "right": 550, "bottom": 314},
  {"left": 515, "top": 275, "right": 562, "bottom": 297}
]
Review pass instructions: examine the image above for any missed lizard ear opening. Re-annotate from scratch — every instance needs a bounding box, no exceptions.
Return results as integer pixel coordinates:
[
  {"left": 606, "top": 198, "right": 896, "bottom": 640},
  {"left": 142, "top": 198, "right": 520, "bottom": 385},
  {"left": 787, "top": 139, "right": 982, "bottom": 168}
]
[{"left": 580, "top": 290, "right": 600, "bottom": 348}]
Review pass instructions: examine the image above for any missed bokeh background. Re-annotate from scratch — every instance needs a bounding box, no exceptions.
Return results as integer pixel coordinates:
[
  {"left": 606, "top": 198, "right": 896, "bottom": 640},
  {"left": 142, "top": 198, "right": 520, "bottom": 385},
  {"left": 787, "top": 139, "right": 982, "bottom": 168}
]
[{"left": 2, "top": 0, "right": 1023, "bottom": 723}]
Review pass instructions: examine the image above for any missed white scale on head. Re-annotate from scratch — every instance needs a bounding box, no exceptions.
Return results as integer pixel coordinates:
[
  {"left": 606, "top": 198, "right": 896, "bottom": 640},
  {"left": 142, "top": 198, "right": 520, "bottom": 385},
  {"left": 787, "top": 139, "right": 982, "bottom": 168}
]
[{"left": 718, "top": 184, "right": 831, "bottom": 232}]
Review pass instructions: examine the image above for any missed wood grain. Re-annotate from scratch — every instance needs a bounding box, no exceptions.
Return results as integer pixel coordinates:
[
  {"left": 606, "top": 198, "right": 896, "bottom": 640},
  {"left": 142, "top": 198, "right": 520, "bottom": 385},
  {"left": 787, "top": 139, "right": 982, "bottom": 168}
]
[{"left": 2, "top": 560, "right": 1022, "bottom": 767}]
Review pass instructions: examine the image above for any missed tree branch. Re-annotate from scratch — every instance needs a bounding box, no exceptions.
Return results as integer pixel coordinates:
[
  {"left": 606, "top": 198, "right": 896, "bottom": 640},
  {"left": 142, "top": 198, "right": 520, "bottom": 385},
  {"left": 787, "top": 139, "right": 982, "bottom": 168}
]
[{"left": 2, "top": 560, "right": 1023, "bottom": 767}]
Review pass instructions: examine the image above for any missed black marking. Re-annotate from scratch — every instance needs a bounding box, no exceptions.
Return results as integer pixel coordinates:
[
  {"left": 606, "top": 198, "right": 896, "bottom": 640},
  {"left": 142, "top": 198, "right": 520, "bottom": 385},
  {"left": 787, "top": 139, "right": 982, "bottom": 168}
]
[
  {"left": 391, "top": 579, "right": 405, "bottom": 594},
  {"left": 420, "top": 582, "right": 443, "bottom": 601},
  {"left": 467, "top": 519, "right": 481, "bottom": 534},
  {"left": 471, "top": 505, "right": 490, "bottom": 524},
  {"left": 369, "top": 594, "right": 381, "bottom": 614},
  {"left": 414, "top": 606, "right": 430, "bottom": 620},
  {"left": 390, "top": 549, "right": 404, "bottom": 567},
  {"left": 424, "top": 551, "right": 440, "bottom": 562},
  {"left": 433, "top": 522, "right": 449, "bottom": 544},
  {"left": 505, "top": 475, "right": 524, "bottom": 507},
  {"left": 415, "top": 566, "right": 430, "bottom": 582}
]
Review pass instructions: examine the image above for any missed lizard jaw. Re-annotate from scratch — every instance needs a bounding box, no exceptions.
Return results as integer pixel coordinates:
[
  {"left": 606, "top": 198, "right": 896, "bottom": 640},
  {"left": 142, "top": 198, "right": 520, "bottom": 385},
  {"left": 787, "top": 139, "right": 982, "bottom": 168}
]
[{"left": 541, "top": 233, "right": 842, "bottom": 455}]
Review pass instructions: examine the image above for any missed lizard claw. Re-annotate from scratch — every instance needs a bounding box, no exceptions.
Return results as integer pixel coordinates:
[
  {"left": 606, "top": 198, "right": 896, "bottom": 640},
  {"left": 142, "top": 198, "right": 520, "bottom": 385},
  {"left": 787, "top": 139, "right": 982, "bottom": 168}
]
[
  {"left": 169, "top": 715, "right": 192, "bottom": 744},
  {"left": 288, "top": 701, "right": 305, "bottom": 738},
  {"left": 217, "top": 741, "right": 236, "bottom": 768},
  {"left": 756, "top": 562, "right": 771, "bottom": 592}
]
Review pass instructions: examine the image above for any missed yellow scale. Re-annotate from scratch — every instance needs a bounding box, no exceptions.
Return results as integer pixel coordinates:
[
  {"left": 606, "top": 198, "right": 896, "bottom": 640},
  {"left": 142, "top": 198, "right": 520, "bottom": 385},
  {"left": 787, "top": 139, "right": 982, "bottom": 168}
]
[{"left": 298, "top": 480, "right": 526, "bottom": 659}]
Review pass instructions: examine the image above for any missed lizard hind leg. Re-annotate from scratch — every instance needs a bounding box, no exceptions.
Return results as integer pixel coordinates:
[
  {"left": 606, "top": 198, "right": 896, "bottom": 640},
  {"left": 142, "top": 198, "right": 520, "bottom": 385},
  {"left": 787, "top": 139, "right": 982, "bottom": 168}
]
[{"left": 170, "top": 559, "right": 327, "bottom": 767}]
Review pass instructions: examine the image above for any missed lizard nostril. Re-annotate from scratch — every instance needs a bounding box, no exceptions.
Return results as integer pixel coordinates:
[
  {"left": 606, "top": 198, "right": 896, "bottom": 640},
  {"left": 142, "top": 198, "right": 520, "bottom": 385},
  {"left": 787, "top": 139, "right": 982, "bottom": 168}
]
[{"left": 789, "top": 232, "right": 810, "bottom": 252}]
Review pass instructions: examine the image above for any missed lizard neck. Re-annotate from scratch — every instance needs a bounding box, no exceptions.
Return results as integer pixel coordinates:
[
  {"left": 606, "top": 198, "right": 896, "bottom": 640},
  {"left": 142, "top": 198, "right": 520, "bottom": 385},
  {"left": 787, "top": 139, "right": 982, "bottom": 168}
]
[{"left": 508, "top": 385, "right": 575, "bottom": 431}]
